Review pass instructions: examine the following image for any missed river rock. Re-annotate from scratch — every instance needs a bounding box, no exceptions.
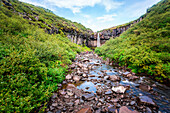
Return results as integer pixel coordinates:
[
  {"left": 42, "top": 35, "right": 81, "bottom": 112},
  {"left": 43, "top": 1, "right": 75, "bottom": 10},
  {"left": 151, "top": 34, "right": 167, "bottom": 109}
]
[
  {"left": 66, "top": 74, "right": 72, "bottom": 80},
  {"left": 109, "top": 75, "right": 121, "bottom": 82},
  {"left": 108, "top": 106, "right": 118, "bottom": 113},
  {"left": 122, "top": 72, "right": 130, "bottom": 76},
  {"left": 94, "top": 63, "right": 100, "bottom": 66},
  {"left": 78, "top": 63, "right": 83, "bottom": 68},
  {"left": 82, "top": 93, "right": 95, "bottom": 101},
  {"left": 77, "top": 107, "right": 92, "bottom": 113},
  {"left": 96, "top": 88, "right": 103, "bottom": 95},
  {"left": 69, "top": 64, "right": 76, "bottom": 69},
  {"left": 52, "top": 103, "right": 58, "bottom": 107},
  {"left": 67, "top": 89, "right": 74, "bottom": 96},
  {"left": 75, "top": 99, "right": 80, "bottom": 105},
  {"left": 119, "top": 106, "right": 139, "bottom": 113},
  {"left": 129, "top": 76, "right": 139, "bottom": 80},
  {"left": 105, "top": 90, "right": 113, "bottom": 95},
  {"left": 73, "top": 75, "right": 81, "bottom": 82},
  {"left": 112, "top": 86, "right": 127, "bottom": 93},
  {"left": 130, "top": 101, "right": 136, "bottom": 105},
  {"left": 139, "top": 84, "right": 152, "bottom": 92},
  {"left": 138, "top": 96, "right": 156, "bottom": 106},
  {"left": 82, "top": 73, "right": 88, "bottom": 78},
  {"left": 66, "top": 84, "right": 76, "bottom": 89},
  {"left": 83, "top": 58, "right": 90, "bottom": 62},
  {"left": 89, "top": 75, "right": 95, "bottom": 77},
  {"left": 110, "top": 98, "right": 119, "bottom": 103},
  {"left": 104, "top": 76, "right": 109, "bottom": 80},
  {"left": 59, "top": 90, "right": 66, "bottom": 95}
]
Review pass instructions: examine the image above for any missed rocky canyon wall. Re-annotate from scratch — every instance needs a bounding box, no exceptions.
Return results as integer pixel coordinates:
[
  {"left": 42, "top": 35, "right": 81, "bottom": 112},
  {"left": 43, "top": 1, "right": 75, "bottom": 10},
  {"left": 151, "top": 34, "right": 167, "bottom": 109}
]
[{"left": 87, "top": 15, "right": 146, "bottom": 47}]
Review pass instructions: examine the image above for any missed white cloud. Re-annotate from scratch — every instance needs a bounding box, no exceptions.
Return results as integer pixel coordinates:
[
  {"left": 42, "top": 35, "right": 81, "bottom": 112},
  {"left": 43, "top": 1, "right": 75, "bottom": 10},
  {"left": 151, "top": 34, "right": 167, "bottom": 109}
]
[
  {"left": 101, "top": 0, "right": 124, "bottom": 12},
  {"left": 20, "top": 0, "right": 124, "bottom": 13},
  {"left": 97, "top": 14, "right": 117, "bottom": 22},
  {"left": 46, "top": 0, "right": 101, "bottom": 14},
  {"left": 83, "top": 14, "right": 90, "bottom": 18},
  {"left": 45, "top": 0, "right": 123, "bottom": 13}
]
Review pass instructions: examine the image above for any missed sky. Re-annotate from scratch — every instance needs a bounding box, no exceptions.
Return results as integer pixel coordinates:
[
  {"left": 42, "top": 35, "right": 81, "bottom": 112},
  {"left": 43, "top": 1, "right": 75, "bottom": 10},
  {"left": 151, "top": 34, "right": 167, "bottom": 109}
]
[{"left": 19, "top": 0, "right": 161, "bottom": 32}]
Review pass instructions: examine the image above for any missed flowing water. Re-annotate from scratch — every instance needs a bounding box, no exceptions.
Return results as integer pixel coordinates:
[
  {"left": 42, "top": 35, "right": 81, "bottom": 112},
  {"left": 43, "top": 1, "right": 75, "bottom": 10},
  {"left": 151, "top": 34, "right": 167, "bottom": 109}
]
[{"left": 46, "top": 53, "right": 170, "bottom": 113}]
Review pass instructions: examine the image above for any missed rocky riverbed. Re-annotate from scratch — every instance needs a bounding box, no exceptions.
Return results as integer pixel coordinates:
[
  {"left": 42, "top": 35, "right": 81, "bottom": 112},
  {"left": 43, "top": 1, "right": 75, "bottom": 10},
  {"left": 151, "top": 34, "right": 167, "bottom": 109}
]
[{"left": 45, "top": 53, "right": 170, "bottom": 113}]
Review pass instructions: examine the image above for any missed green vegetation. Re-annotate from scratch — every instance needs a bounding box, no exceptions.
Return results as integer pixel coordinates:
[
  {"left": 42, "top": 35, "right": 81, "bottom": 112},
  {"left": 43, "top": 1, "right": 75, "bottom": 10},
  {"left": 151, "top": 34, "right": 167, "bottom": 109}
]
[
  {"left": 1, "top": 0, "right": 92, "bottom": 36},
  {"left": 0, "top": 0, "right": 91, "bottom": 112},
  {"left": 95, "top": 0, "right": 170, "bottom": 83}
]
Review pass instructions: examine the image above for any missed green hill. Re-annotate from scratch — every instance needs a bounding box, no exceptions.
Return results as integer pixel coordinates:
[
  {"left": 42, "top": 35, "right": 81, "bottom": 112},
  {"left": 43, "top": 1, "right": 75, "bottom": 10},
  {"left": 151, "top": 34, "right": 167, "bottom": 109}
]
[
  {"left": 0, "top": 0, "right": 92, "bottom": 36},
  {"left": 95, "top": 0, "right": 170, "bottom": 84},
  {"left": 0, "top": 0, "right": 91, "bottom": 112}
]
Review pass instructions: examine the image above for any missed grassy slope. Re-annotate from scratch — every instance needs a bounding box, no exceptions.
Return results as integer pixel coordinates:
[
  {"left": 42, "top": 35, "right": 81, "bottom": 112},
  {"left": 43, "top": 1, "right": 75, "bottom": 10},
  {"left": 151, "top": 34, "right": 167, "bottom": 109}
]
[
  {"left": 1, "top": 0, "right": 92, "bottom": 35},
  {"left": 0, "top": 0, "right": 91, "bottom": 112},
  {"left": 95, "top": 0, "right": 170, "bottom": 83}
]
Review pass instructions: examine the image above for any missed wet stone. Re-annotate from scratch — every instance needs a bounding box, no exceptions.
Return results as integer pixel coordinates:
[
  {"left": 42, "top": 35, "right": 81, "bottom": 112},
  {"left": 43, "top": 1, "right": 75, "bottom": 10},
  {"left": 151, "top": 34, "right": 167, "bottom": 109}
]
[
  {"left": 112, "top": 86, "right": 127, "bottom": 93},
  {"left": 139, "top": 84, "right": 152, "bottom": 92},
  {"left": 82, "top": 93, "right": 95, "bottom": 101},
  {"left": 109, "top": 75, "right": 121, "bottom": 82},
  {"left": 65, "top": 74, "right": 72, "bottom": 80},
  {"left": 138, "top": 96, "right": 156, "bottom": 106},
  {"left": 73, "top": 75, "right": 81, "bottom": 82},
  {"left": 77, "top": 107, "right": 92, "bottom": 113},
  {"left": 110, "top": 98, "right": 119, "bottom": 103},
  {"left": 52, "top": 103, "right": 58, "bottom": 107},
  {"left": 59, "top": 90, "right": 66, "bottom": 95},
  {"left": 66, "top": 84, "right": 76, "bottom": 89},
  {"left": 119, "top": 106, "right": 139, "bottom": 113},
  {"left": 130, "top": 101, "right": 136, "bottom": 105},
  {"left": 105, "top": 90, "right": 113, "bottom": 95},
  {"left": 122, "top": 72, "right": 130, "bottom": 76}
]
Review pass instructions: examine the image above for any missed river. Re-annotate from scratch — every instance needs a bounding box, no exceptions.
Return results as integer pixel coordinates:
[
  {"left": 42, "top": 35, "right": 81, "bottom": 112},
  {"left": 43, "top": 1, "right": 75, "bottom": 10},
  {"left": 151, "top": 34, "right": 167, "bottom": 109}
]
[{"left": 46, "top": 52, "right": 170, "bottom": 113}]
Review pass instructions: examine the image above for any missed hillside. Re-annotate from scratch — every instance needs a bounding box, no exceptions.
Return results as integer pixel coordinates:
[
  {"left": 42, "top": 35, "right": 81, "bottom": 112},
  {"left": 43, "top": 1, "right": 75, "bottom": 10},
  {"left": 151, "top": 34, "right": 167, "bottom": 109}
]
[
  {"left": 0, "top": 0, "right": 93, "bottom": 37},
  {"left": 0, "top": 0, "right": 91, "bottom": 112},
  {"left": 95, "top": 0, "right": 170, "bottom": 84}
]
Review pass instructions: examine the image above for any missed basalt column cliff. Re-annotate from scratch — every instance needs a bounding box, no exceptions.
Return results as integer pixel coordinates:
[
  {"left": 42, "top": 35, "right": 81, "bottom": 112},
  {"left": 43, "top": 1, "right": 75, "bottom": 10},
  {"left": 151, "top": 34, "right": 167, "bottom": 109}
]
[{"left": 86, "top": 15, "right": 145, "bottom": 47}]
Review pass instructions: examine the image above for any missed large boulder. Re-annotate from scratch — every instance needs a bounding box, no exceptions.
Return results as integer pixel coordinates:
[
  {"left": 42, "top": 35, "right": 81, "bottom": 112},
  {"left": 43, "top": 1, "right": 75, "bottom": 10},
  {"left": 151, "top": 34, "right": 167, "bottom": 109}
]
[
  {"left": 73, "top": 76, "right": 81, "bottom": 82},
  {"left": 119, "top": 106, "right": 139, "bottom": 113},
  {"left": 137, "top": 96, "right": 157, "bottom": 107},
  {"left": 65, "top": 74, "right": 72, "bottom": 80},
  {"left": 112, "top": 86, "right": 127, "bottom": 93},
  {"left": 77, "top": 107, "right": 92, "bottom": 113},
  {"left": 109, "top": 75, "right": 121, "bottom": 82},
  {"left": 82, "top": 93, "right": 95, "bottom": 101},
  {"left": 139, "top": 84, "right": 152, "bottom": 92},
  {"left": 66, "top": 84, "right": 76, "bottom": 89}
]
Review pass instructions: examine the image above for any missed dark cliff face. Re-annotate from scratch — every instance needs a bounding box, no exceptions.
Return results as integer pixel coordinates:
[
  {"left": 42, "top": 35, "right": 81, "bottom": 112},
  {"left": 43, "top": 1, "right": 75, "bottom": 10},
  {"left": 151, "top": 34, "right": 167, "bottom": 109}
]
[
  {"left": 86, "top": 16, "right": 145, "bottom": 47},
  {"left": 98, "top": 16, "right": 145, "bottom": 40}
]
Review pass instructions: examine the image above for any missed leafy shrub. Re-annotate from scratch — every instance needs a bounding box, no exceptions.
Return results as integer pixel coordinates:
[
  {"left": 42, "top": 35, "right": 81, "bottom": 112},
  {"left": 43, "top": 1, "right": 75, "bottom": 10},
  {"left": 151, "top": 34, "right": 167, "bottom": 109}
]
[{"left": 0, "top": 3, "right": 91, "bottom": 112}]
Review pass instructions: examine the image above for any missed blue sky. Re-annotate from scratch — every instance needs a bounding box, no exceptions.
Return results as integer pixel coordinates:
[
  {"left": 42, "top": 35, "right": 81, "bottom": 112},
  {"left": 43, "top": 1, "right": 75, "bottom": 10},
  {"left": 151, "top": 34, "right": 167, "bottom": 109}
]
[{"left": 19, "top": 0, "right": 161, "bottom": 32}]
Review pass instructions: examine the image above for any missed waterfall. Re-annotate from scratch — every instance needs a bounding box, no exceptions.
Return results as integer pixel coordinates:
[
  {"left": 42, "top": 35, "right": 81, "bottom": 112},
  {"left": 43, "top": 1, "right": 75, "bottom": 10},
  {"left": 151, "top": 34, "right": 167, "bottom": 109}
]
[{"left": 97, "top": 33, "right": 100, "bottom": 47}]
